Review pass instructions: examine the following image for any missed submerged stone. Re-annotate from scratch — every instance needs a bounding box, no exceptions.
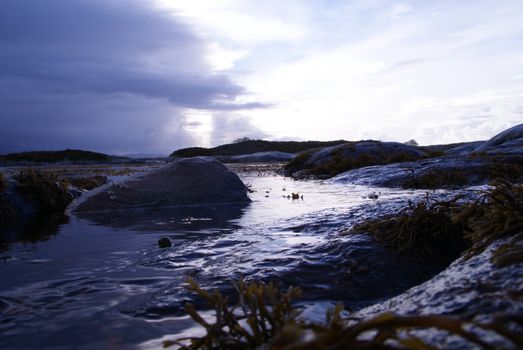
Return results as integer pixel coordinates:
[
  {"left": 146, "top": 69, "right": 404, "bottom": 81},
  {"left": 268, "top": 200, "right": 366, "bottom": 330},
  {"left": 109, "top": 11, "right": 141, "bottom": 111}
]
[{"left": 157, "top": 237, "right": 172, "bottom": 248}]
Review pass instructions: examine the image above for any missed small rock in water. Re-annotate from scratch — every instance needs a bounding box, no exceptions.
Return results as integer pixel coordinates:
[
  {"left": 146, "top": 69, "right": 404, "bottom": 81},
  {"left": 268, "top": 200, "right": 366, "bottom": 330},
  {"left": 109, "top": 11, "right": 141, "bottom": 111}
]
[{"left": 157, "top": 237, "right": 172, "bottom": 248}]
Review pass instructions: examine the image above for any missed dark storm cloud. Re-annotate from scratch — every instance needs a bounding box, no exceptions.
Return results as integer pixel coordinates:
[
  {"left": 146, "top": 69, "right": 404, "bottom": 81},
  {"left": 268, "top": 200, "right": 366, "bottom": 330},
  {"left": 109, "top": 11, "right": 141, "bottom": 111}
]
[{"left": 0, "top": 0, "right": 261, "bottom": 154}]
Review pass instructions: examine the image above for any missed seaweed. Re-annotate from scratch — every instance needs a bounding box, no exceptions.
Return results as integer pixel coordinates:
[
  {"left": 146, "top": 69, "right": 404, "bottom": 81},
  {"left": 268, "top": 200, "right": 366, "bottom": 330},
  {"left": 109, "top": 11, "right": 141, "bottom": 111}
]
[
  {"left": 0, "top": 173, "right": 16, "bottom": 224},
  {"left": 454, "top": 179, "right": 523, "bottom": 260},
  {"left": 402, "top": 168, "right": 470, "bottom": 189},
  {"left": 283, "top": 151, "right": 313, "bottom": 175},
  {"left": 302, "top": 150, "right": 420, "bottom": 178},
  {"left": 0, "top": 197, "right": 17, "bottom": 224},
  {"left": 491, "top": 233, "right": 523, "bottom": 267},
  {"left": 166, "top": 278, "right": 302, "bottom": 349},
  {"left": 14, "top": 169, "right": 73, "bottom": 214},
  {"left": 169, "top": 279, "right": 523, "bottom": 349},
  {"left": 348, "top": 194, "right": 468, "bottom": 259},
  {"left": 66, "top": 175, "right": 108, "bottom": 191},
  {"left": 0, "top": 173, "right": 5, "bottom": 193}
]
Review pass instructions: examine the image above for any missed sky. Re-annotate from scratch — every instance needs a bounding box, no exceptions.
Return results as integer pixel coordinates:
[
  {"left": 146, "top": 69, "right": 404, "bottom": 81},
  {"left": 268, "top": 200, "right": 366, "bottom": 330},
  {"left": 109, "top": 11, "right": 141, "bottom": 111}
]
[{"left": 1, "top": 0, "right": 522, "bottom": 155}]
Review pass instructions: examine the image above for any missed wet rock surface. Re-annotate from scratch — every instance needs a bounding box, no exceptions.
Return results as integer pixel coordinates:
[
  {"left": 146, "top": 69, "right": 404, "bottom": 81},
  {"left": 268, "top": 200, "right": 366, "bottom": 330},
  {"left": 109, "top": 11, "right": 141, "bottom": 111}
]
[
  {"left": 332, "top": 124, "right": 523, "bottom": 188},
  {"left": 331, "top": 156, "right": 502, "bottom": 188},
  {"left": 353, "top": 238, "right": 523, "bottom": 348},
  {"left": 473, "top": 123, "right": 523, "bottom": 154},
  {"left": 74, "top": 157, "right": 250, "bottom": 213}
]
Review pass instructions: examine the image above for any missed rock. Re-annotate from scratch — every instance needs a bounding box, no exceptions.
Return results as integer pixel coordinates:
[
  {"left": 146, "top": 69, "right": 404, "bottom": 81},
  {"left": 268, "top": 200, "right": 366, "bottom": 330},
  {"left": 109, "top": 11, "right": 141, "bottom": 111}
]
[
  {"left": 287, "top": 141, "right": 426, "bottom": 178},
  {"left": 157, "top": 237, "right": 172, "bottom": 248},
  {"left": 331, "top": 124, "right": 523, "bottom": 189},
  {"left": 474, "top": 123, "right": 523, "bottom": 154},
  {"left": 354, "top": 238, "right": 523, "bottom": 348},
  {"left": 75, "top": 157, "right": 250, "bottom": 212},
  {"left": 308, "top": 141, "right": 425, "bottom": 168},
  {"left": 1, "top": 170, "right": 74, "bottom": 219},
  {"left": 331, "top": 157, "right": 490, "bottom": 188},
  {"left": 444, "top": 141, "right": 485, "bottom": 155}
]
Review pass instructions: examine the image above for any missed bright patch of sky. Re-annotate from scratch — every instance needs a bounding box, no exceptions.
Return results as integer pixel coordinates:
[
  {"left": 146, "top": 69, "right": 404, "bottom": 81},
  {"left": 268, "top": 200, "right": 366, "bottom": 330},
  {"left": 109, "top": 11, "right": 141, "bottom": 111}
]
[
  {"left": 158, "top": 0, "right": 523, "bottom": 146},
  {"left": 1, "top": 0, "right": 522, "bottom": 154}
]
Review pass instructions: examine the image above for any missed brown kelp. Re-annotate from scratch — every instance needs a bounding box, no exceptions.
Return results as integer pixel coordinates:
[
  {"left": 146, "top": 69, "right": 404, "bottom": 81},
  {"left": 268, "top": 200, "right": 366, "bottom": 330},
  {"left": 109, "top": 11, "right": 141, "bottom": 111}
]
[
  {"left": 347, "top": 179, "right": 523, "bottom": 263},
  {"left": 168, "top": 279, "right": 523, "bottom": 349},
  {"left": 309, "top": 150, "right": 419, "bottom": 178},
  {"left": 0, "top": 173, "right": 17, "bottom": 224},
  {"left": 283, "top": 152, "right": 313, "bottom": 175},
  {"left": 165, "top": 278, "right": 302, "bottom": 349},
  {"left": 14, "top": 169, "right": 73, "bottom": 214},
  {"left": 347, "top": 194, "right": 468, "bottom": 259},
  {"left": 66, "top": 175, "right": 108, "bottom": 191},
  {"left": 0, "top": 173, "right": 5, "bottom": 193},
  {"left": 402, "top": 168, "right": 470, "bottom": 189},
  {"left": 454, "top": 179, "right": 523, "bottom": 262}
]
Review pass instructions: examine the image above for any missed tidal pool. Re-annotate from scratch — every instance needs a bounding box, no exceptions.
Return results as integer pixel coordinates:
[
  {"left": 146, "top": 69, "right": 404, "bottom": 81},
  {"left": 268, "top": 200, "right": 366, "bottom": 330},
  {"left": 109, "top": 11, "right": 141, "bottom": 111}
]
[{"left": 0, "top": 167, "right": 451, "bottom": 349}]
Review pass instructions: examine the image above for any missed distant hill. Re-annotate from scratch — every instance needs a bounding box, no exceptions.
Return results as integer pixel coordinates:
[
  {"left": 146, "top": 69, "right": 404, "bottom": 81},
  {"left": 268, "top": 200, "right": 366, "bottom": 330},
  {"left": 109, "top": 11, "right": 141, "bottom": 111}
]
[
  {"left": 0, "top": 149, "right": 111, "bottom": 164},
  {"left": 170, "top": 140, "right": 349, "bottom": 158}
]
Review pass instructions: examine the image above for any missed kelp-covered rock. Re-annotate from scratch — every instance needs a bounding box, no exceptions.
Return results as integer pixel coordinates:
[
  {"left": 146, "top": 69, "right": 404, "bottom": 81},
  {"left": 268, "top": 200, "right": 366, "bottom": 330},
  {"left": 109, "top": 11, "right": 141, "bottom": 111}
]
[
  {"left": 285, "top": 141, "right": 426, "bottom": 178},
  {"left": 75, "top": 157, "right": 250, "bottom": 212},
  {"left": 1, "top": 170, "right": 73, "bottom": 220},
  {"left": 352, "top": 239, "right": 523, "bottom": 348},
  {"left": 331, "top": 156, "right": 504, "bottom": 188},
  {"left": 332, "top": 124, "right": 523, "bottom": 189}
]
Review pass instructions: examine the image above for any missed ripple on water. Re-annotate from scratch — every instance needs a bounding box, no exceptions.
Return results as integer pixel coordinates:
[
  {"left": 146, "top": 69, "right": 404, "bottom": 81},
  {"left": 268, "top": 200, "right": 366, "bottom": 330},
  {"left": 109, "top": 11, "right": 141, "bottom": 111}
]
[{"left": 0, "top": 171, "right": 473, "bottom": 349}]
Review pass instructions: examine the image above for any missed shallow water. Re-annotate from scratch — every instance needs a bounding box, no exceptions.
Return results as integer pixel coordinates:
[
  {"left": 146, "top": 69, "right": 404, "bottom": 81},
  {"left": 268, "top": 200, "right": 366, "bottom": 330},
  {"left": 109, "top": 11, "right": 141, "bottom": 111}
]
[{"left": 0, "top": 169, "right": 451, "bottom": 349}]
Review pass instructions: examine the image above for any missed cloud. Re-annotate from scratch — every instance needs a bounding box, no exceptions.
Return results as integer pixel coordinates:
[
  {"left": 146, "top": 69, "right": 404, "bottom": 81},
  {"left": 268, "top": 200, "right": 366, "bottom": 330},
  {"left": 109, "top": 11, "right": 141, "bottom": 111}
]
[
  {"left": 210, "top": 114, "right": 269, "bottom": 146},
  {"left": 0, "top": 0, "right": 262, "bottom": 154},
  {"left": 390, "top": 3, "right": 413, "bottom": 19}
]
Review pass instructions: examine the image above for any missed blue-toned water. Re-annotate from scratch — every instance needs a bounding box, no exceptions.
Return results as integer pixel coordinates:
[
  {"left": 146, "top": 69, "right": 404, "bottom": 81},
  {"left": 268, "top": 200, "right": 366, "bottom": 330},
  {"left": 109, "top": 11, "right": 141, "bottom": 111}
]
[{"left": 0, "top": 168, "right": 447, "bottom": 349}]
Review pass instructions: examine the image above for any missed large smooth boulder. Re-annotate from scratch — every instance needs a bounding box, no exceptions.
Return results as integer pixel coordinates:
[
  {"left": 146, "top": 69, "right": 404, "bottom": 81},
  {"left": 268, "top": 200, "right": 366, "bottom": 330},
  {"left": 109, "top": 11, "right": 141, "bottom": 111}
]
[
  {"left": 473, "top": 123, "right": 523, "bottom": 154},
  {"left": 75, "top": 157, "right": 250, "bottom": 212}
]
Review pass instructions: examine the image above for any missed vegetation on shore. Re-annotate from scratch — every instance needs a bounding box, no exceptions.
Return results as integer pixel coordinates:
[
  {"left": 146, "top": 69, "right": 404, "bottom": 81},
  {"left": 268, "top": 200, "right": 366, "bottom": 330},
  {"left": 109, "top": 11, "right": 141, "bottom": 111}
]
[
  {"left": 347, "top": 179, "right": 523, "bottom": 264},
  {"left": 170, "top": 140, "right": 348, "bottom": 158},
  {"left": 166, "top": 179, "right": 523, "bottom": 349},
  {"left": 347, "top": 194, "right": 468, "bottom": 260},
  {"left": 0, "top": 173, "right": 17, "bottom": 224},
  {"left": 66, "top": 175, "right": 108, "bottom": 191},
  {"left": 286, "top": 148, "right": 421, "bottom": 178},
  {"left": 0, "top": 149, "right": 110, "bottom": 164},
  {"left": 0, "top": 173, "right": 5, "bottom": 193},
  {"left": 168, "top": 278, "right": 523, "bottom": 349},
  {"left": 13, "top": 169, "right": 73, "bottom": 214},
  {"left": 456, "top": 179, "right": 523, "bottom": 265}
]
